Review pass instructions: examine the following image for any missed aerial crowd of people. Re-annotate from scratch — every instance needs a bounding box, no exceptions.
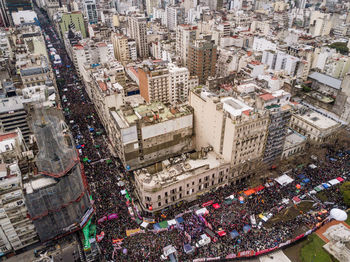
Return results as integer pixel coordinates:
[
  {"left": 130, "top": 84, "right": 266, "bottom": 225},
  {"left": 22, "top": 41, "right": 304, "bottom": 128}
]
[{"left": 40, "top": 12, "right": 350, "bottom": 262}]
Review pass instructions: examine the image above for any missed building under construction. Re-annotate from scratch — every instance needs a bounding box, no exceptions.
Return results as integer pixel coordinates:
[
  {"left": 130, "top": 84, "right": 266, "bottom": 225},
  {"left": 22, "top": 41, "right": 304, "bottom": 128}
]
[{"left": 23, "top": 105, "right": 93, "bottom": 242}]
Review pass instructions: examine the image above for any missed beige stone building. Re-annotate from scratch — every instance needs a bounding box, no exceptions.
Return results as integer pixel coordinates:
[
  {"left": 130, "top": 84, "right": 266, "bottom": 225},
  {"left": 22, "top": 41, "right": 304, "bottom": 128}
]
[
  {"left": 189, "top": 88, "right": 269, "bottom": 183},
  {"left": 108, "top": 102, "right": 194, "bottom": 170},
  {"left": 135, "top": 150, "right": 230, "bottom": 211},
  {"left": 111, "top": 33, "right": 131, "bottom": 65},
  {"left": 289, "top": 109, "right": 341, "bottom": 143}
]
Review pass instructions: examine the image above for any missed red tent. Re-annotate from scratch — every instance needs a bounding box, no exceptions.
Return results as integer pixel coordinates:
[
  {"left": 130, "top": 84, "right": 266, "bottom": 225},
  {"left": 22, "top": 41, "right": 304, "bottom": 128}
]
[
  {"left": 254, "top": 185, "right": 265, "bottom": 192},
  {"left": 337, "top": 177, "right": 344, "bottom": 182},
  {"left": 213, "top": 203, "right": 221, "bottom": 209},
  {"left": 217, "top": 230, "right": 226, "bottom": 237}
]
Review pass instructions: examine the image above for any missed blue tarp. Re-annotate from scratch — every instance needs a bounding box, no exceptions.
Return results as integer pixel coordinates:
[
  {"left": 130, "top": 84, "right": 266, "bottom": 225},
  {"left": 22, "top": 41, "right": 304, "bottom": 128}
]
[
  {"left": 183, "top": 244, "right": 193, "bottom": 254},
  {"left": 322, "top": 183, "right": 330, "bottom": 189},
  {"left": 89, "top": 128, "right": 94, "bottom": 132},
  {"left": 337, "top": 153, "right": 344, "bottom": 157},
  {"left": 153, "top": 223, "right": 161, "bottom": 230},
  {"left": 329, "top": 158, "right": 337, "bottom": 161},
  {"left": 302, "top": 178, "right": 310, "bottom": 183},
  {"left": 298, "top": 174, "right": 306, "bottom": 179},
  {"left": 76, "top": 145, "right": 82, "bottom": 149},
  {"left": 243, "top": 225, "right": 251, "bottom": 233},
  {"left": 230, "top": 230, "right": 239, "bottom": 238},
  {"left": 175, "top": 217, "right": 184, "bottom": 224}
]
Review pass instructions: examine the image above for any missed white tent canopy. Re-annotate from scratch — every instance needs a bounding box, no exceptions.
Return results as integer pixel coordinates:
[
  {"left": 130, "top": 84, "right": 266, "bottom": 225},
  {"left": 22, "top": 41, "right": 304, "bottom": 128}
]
[
  {"left": 330, "top": 208, "right": 348, "bottom": 221},
  {"left": 329, "top": 179, "right": 340, "bottom": 186},
  {"left": 195, "top": 208, "right": 209, "bottom": 216},
  {"left": 309, "top": 164, "right": 317, "bottom": 169},
  {"left": 275, "top": 174, "right": 294, "bottom": 186},
  {"left": 140, "top": 222, "right": 149, "bottom": 228},
  {"left": 167, "top": 219, "right": 177, "bottom": 226}
]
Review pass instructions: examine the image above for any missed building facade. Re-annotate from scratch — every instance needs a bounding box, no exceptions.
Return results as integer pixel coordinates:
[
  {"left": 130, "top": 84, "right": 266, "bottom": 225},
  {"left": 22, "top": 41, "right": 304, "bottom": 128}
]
[
  {"left": 127, "top": 15, "right": 149, "bottom": 58},
  {"left": 135, "top": 150, "right": 230, "bottom": 211},
  {"left": 190, "top": 88, "right": 269, "bottom": 183},
  {"left": 188, "top": 38, "right": 217, "bottom": 84},
  {"left": 108, "top": 102, "right": 194, "bottom": 170}
]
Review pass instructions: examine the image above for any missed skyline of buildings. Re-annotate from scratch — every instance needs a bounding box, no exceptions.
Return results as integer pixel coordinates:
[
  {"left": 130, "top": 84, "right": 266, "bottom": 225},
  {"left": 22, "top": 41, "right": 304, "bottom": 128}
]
[{"left": 0, "top": 0, "right": 350, "bottom": 259}]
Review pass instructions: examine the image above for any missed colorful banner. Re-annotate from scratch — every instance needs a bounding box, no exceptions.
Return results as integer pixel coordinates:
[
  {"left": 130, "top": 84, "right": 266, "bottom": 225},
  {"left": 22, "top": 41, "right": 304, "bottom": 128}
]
[
  {"left": 238, "top": 250, "right": 255, "bottom": 257},
  {"left": 294, "top": 233, "right": 305, "bottom": 241},
  {"left": 107, "top": 214, "right": 118, "bottom": 220},
  {"left": 143, "top": 217, "right": 155, "bottom": 223},
  {"left": 126, "top": 228, "right": 142, "bottom": 237}
]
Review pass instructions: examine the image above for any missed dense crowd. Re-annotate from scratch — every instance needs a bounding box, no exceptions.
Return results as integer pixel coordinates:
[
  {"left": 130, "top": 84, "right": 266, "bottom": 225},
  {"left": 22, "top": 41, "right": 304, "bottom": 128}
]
[{"left": 39, "top": 12, "right": 350, "bottom": 262}]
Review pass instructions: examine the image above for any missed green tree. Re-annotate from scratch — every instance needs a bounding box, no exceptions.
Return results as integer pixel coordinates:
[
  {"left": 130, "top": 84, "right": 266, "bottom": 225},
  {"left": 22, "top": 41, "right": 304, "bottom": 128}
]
[
  {"left": 328, "top": 42, "right": 349, "bottom": 55},
  {"left": 340, "top": 182, "right": 350, "bottom": 207}
]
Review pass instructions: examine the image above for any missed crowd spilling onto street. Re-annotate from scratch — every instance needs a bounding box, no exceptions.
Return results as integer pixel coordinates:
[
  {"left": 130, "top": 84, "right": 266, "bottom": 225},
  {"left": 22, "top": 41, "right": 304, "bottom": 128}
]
[{"left": 38, "top": 10, "right": 350, "bottom": 261}]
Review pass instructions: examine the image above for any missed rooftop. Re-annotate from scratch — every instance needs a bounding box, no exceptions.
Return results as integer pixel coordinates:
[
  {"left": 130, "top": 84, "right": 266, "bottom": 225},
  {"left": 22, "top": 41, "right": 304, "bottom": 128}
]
[
  {"left": 283, "top": 129, "right": 306, "bottom": 150},
  {"left": 308, "top": 72, "right": 342, "bottom": 90},
  {"left": 135, "top": 151, "right": 227, "bottom": 189},
  {"left": 113, "top": 102, "right": 192, "bottom": 128},
  {"left": 298, "top": 110, "right": 339, "bottom": 130},
  {"left": 221, "top": 97, "right": 253, "bottom": 117}
]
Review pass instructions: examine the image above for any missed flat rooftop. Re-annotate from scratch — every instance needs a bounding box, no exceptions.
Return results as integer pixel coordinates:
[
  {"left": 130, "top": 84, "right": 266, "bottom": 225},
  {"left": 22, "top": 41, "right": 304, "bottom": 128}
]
[
  {"left": 308, "top": 72, "right": 342, "bottom": 90},
  {"left": 284, "top": 130, "right": 306, "bottom": 150},
  {"left": 221, "top": 97, "right": 253, "bottom": 117},
  {"left": 114, "top": 102, "right": 192, "bottom": 127},
  {"left": 136, "top": 151, "right": 227, "bottom": 189},
  {"left": 298, "top": 110, "right": 339, "bottom": 129}
]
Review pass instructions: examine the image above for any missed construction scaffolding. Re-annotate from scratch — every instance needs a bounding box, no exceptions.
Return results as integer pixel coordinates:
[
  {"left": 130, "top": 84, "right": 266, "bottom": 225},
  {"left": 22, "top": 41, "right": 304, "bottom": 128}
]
[{"left": 24, "top": 105, "right": 93, "bottom": 242}]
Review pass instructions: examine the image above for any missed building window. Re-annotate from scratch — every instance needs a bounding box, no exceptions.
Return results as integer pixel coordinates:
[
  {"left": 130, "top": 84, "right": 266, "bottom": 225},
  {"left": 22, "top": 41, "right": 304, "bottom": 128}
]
[
  {"left": 158, "top": 202, "right": 161, "bottom": 207},
  {"left": 165, "top": 192, "right": 168, "bottom": 197},
  {"left": 158, "top": 195, "right": 161, "bottom": 200}
]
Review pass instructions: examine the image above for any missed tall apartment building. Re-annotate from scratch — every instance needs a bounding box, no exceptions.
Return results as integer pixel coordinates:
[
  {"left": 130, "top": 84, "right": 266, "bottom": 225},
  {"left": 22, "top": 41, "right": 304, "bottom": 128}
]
[
  {"left": 111, "top": 33, "right": 131, "bottom": 65},
  {"left": 166, "top": 6, "right": 184, "bottom": 31},
  {"left": 0, "top": 130, "right": 38, "bottom": 255},
  {"left": 190, "top": 89, "right": 269, "bottom": 182},
  {"left": 168, "top": 63, "right": 191, "bottom": 104},
  {"left": 127, "top": 15, "right": 149, "bottom": 58},
  {"left": 108, "top": 102, "right": 194, "bottom": 170},
  {"left": 262, "top": 50, "right": 300, "bottom": 77},
  {"left": 25, "top": 106, "right": 93, "bottom": 242},
  {"left": 138, "top": 62, "right": 169, "bottom": 103},
  {"left": 188, "top": 38, "right": 217, "bottom": 84},
  {"left": 175, "top": 24, "right": 197, "bottom": 66},
  {"left": 145, "top": 0, "right": 158, "bottom": 16},
  {"left": 84, "top": 0, "right": 98, "bottom": 24},
  {"left": 256, "top": 90, "right": 293, "bottom": 164}
]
